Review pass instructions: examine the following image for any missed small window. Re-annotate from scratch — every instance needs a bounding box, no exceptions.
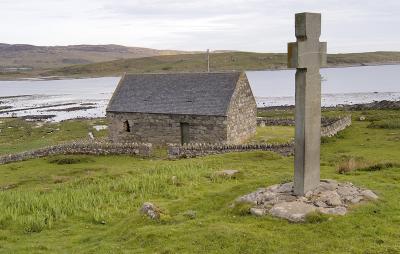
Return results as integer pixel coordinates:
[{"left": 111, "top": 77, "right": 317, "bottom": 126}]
[{"left": 123, "top": 120, "right": 131, "bottom": 132}]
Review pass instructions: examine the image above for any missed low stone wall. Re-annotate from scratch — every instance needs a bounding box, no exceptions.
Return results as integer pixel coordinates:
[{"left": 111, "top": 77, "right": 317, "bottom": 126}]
[
  {"left": 257, "top": 115, "right": 352, "bottom": 137},
  {"left": 0, "top": 141, "right": 152, "bottom": 165},
  {"left": 321, "top": 115, "right": 352, "bottom": 137},
  {"left": 168, "top": 115, "right": 352, "bottom": 159},
  {"left": 168, "top": 142, "right": 294, "bottom": 159},
  {"left": 256, "top": 116, "right": 350, "bottom": 127},
  {"left": 257, "top": 117, "right": 295, "bottom": 126}
]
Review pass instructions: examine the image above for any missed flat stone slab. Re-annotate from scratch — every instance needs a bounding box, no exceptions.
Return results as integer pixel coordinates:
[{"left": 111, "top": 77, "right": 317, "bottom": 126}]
[
  {"left": 270, "top": 201, "right": 316, "bottom": 222},
  {"left": 235, "top": 180, "right": 378, "bottom": 222}
]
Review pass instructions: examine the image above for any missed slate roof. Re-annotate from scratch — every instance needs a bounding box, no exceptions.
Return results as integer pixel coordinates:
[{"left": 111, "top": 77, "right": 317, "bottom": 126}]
[{"left": 106, "top": 72, "right": 243, "bottom": 116}]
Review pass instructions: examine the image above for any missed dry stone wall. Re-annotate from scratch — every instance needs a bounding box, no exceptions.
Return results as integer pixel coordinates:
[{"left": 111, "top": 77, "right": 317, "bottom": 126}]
[
  {"left": 320, "top": 115, "right": 352, "bottom": 137},
  {"left": 167, "top": 115, "right": 351, "bottom": 159},
  {"left": 257, "top": 117, "right": 295, "bottom": 126},
  {"left": 257, "top": 115, "right": 352, "bottom": 137},
  {"left": 168, "top": 142, "right": 294, "bottom": 159},
  {"left": 0, "top": 141, "right": 152, "bottom": 165}
]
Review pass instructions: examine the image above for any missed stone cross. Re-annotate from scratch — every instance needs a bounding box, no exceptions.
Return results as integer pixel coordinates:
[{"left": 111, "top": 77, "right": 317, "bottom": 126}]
[{"left": 288, "top": 12, "right": 327, "bottom": 196}]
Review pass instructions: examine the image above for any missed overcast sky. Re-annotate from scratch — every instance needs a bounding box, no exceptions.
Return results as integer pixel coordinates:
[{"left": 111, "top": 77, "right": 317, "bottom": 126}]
[{"left": 1, "top": 0, "right": 399, "bottom": 53}]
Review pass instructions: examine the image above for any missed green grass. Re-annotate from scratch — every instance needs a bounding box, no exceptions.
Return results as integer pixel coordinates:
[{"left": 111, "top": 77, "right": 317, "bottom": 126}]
[
  {"left": 247, "top": 126, "right": 294, "bottom": 144},
  {"left": 0, "top": 110, "right": 399, "bottom": 253},
  {"left": 0, "top": 118, "right": 108, "bottom": 155},
  {"left": 368, "top": 118, "right": 400, "bottom": 129}
]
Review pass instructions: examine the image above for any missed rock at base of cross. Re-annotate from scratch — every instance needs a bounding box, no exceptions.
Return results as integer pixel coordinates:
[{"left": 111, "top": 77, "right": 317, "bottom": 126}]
[{"left": 235, "top": 179, "right": 378, "bottom": 222}]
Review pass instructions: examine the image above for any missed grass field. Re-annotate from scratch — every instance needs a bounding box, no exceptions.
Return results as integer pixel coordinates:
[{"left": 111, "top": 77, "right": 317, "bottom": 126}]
[
  {"left": 0, "top": 110, "right": 399, "bottom": 253},
  {"left": 0, "top": 118, "right": 108, "bottom": 155}
]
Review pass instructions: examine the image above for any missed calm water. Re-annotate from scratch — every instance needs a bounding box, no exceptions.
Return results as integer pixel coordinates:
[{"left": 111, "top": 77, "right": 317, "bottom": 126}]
[
  {"left": 247, "top": 64, "right": 400, "bottom": 107},
  {"left": 0, "top": 65, "right": 399, "bottom": 121}
]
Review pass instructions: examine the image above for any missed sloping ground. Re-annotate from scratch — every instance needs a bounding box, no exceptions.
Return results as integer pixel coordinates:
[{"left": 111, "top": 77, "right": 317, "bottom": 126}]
[
  {"left": 0, "top": 43, "right": 191, "bottom": 69},
  {"left": 41, "top": 51, "right": 400, "bottom": 78},
  {"left": 0, "top": 110, "right": 399, "bottom": 253}
]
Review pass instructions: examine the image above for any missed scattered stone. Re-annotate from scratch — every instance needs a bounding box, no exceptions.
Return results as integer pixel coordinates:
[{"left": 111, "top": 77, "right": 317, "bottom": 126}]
[
  {"left": 140, "top": 202, "right": 160, "bottom": 220},
  {"left": 93, "top": 125, "right": 108, "bottom": 131},
  {"left": 170, "top": 176, "right": 180, "bottom": 186},
  {"left": 215, "top": 169, "right": 240, "bottom": 178},
  {"left": 235, "top": 180, "right": 378, "bottom": 222}
]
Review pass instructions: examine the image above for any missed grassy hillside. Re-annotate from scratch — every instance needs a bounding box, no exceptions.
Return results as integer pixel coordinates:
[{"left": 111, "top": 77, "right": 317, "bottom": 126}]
[
  {"left": 0, "top": 110, "right": 399, "bottom": 253},
  {"left": 40, "top": 51, "right": 400, "bottom": 78},
  {"left": 0, "top": 43, "right": 191, "bottom": 70}
]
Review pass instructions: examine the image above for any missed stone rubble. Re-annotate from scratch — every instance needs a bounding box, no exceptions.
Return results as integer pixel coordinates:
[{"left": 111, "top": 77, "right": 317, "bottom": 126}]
[{"left": 236, "top": 180, "right": 378, "bottom": 222}]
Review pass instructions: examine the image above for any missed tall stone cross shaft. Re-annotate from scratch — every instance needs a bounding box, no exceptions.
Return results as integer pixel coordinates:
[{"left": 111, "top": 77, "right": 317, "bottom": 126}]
[{"left": 288, "top": 13, "right": 327, "bottom": 196}]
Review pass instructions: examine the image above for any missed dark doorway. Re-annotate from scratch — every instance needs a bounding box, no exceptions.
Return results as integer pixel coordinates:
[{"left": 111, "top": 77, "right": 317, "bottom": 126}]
[
  {"left": 123, "top": 120, "right": 130, "bottom": 132},
  {"left": 180, "top": 122, "right": 190, "bottom": 145}
]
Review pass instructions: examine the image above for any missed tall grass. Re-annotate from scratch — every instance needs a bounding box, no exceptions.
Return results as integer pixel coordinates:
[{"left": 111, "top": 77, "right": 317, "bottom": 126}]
[
  {"left": 368, "top": 118, "right": 400, "bottom": 129},
  {"left": 336, "top": 156, "right": 400, "bottom": 174},
  {"left": 0, "top": 162, "right": 209, "bottom": 233}
]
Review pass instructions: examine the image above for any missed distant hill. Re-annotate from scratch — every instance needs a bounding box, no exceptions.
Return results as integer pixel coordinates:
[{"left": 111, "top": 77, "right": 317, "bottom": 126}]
[
  {"left": 1, "top": 48, "right": 400, "bottom": 80},
  {"left": 40, "top": 51, "right": 400, "bottom": 78},
  {"left": 0, "top": 43, "right": 192, "bottom": 69}
]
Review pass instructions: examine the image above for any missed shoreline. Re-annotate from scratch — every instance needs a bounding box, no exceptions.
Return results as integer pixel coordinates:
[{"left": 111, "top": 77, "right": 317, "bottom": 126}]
[
  {"left": 1, "top": 62, "right": 400, "bottom": 81},
  {"left": 258, "top": 100, "right": 400, "bottom": 111}
]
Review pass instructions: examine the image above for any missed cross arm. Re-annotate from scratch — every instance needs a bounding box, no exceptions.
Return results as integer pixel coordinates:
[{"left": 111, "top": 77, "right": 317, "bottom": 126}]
[{"left": 287, "top": 41, "right": 327, "bottom": 69}]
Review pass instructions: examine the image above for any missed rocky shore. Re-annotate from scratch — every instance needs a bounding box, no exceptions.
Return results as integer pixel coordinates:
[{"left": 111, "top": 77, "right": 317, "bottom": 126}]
[{"left": 258, "top": 100, "right": 400, "bottom": 111}]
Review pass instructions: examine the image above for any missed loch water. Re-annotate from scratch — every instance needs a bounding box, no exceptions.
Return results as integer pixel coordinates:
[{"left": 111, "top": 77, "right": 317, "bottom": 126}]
[{"left": 0, "top": 65, "right": 399, "bottom": 121}]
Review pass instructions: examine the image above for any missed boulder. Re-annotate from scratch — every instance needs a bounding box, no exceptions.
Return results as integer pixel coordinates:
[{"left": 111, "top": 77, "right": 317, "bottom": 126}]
[{"left": 140, "top": 202, "right": 160, "bottom": 220}]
